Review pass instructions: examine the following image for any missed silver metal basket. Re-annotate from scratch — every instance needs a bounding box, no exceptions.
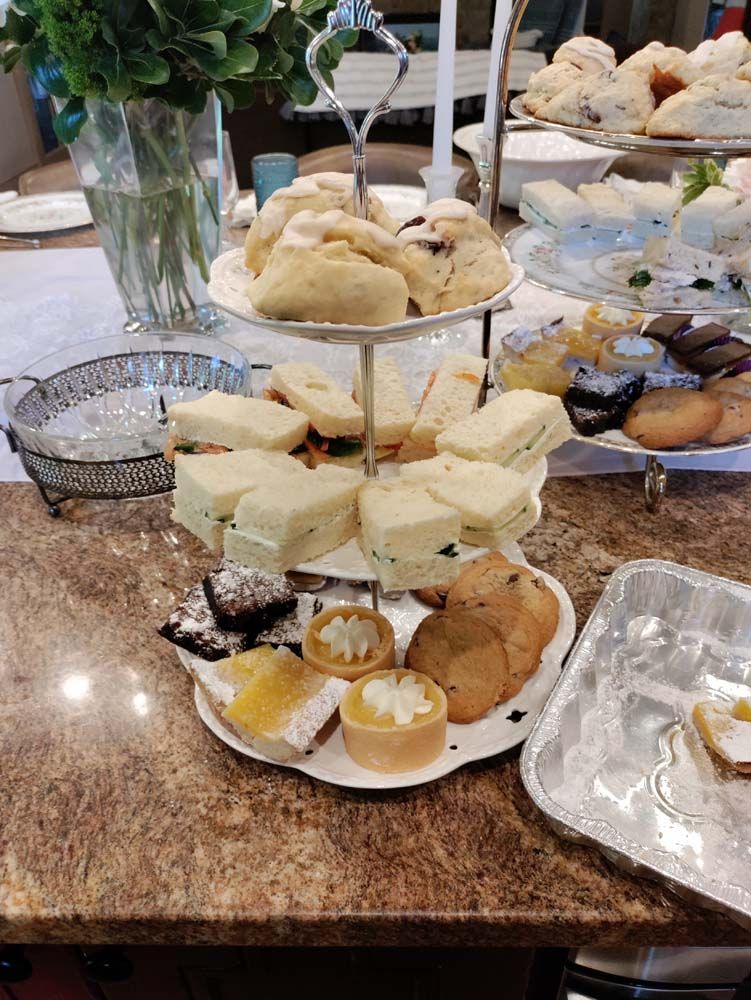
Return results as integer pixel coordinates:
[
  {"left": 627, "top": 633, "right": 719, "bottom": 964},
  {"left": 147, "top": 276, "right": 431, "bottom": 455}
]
[{"left": 1, "top": 333, "right": 250, "bottom": 515}]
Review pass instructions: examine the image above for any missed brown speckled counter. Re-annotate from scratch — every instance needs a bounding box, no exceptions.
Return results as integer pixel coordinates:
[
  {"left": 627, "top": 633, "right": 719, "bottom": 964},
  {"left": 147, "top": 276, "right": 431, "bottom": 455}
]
[{"left": 2, "top": 473, "right": 751, "bottom": 946}]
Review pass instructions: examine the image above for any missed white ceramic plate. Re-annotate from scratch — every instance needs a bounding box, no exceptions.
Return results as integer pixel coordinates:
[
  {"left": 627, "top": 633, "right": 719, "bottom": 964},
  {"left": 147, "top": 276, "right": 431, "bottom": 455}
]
[
  {"left": 0, "top": 191, "right": 92, "bottom": 234},
  {"left": 231, "top": 184, "right": 427, "bottom": 229},
  {"left": 295, "top": 458, "right": 547, "bottom": 580},
  {"left": 504, "top": 224, "right": 751, "bottom": 316},
  {"left": 509, "top": 95, "right": 751, "bottom": 158},
  {"left": 208, "top": 247, "right": 525, "bottom": 345},
  {"left": 180, "top": 549, "right": 576, "bottom": 790}
]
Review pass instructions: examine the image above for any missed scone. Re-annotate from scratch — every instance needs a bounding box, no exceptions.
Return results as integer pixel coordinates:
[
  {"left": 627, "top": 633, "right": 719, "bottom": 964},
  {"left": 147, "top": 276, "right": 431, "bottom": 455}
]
[
  {"left": 397, "top": 199, "right": 511, "bottom": 315},
  {"left": 523, "top": 62, "right": 586, "bottom": 116},
  {"left": 688, "top": 31, "right": 751, "bottom": 77},
  {"left": 622, "top": 388, "right": 723, "bottom": 449},
  {"left": 618, "top": 41, "right": 701, "bottom": 104},
  {"left": 248, "top": 209, "right": 410, "bottom": 326},
  {"left": 540, "top": 69, "right": 655, "bottom": 134},
  {"left": 646, "top": 75, "right": 751, "bottom": 139},
  {"left": 552, "top": 36, "right": 616, "bottom": 74},
  {"left": 737, "top": 62, "right": 751, "bottom": 83},
  {"left": 244, "top": 172, "right": 398, "bottom": 273}
]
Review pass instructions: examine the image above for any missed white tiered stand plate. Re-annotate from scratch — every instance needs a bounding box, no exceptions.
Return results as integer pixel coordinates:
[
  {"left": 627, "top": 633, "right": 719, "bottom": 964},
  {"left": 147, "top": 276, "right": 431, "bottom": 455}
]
[
  {"left": 179, "top": 543, "right": 576, "bottom": 790},
  {"left": 509, "top": 95, "right": 751, "bottom": 159},
  {"left": 504, "top": 224, "right": 751, "bottom": 315},
  {"left": 297, "top": 457, "right": 547, "bottom": 580},
  {"left": 208, "top": 247, "right": 525, "bottom": 344}
]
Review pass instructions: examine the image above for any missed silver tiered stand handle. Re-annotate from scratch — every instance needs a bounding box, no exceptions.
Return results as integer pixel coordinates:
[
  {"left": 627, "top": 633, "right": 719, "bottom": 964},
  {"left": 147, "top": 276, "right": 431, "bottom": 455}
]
[{"left": 306, "top": 1, "right": 409, "bottom": 610}]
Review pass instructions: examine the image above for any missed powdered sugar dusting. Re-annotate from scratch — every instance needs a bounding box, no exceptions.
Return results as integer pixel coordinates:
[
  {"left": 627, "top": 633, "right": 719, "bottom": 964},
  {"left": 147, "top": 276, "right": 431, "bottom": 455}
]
[{"left": 283, "top": 676, "right": 350, "bottom": 752}]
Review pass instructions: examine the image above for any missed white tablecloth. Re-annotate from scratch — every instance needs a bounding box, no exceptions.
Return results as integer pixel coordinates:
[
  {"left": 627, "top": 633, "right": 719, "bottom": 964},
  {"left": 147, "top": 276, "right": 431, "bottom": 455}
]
[{"left": 1, "top": 246, "right": 750, "bottom": 483}]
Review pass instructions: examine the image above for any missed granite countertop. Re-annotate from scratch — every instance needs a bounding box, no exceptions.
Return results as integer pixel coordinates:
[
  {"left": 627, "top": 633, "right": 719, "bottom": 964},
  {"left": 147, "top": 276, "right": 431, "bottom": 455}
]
[{"left": 2, "top": 472, "right": 751, "bottom": 946}]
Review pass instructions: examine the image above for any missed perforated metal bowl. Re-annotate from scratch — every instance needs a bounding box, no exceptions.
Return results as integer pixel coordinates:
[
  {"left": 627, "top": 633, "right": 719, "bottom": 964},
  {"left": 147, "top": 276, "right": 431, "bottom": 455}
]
[{"left": 1, "top": 333, "right": 249, "bottom": 514}]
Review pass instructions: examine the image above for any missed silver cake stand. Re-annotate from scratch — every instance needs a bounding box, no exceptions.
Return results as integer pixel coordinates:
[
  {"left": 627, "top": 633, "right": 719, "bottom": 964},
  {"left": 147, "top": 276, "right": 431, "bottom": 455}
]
[
  {"left": 474, "top": 0, "right": 751, "bottom": 510},
  {"left": 208, "top": 0, "right": 526, "bottom": 606}
]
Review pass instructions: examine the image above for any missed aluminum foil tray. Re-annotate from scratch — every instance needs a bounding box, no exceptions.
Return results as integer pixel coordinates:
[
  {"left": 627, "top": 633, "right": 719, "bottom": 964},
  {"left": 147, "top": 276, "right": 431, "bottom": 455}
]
[{"left": 521, "top": 559, "right": 751, "bottom": 928}]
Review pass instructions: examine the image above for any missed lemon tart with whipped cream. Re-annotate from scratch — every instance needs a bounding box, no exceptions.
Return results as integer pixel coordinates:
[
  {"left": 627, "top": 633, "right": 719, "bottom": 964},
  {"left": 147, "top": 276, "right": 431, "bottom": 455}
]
[
  {"left": 582, "top": 303, "right": 644, "bottom": 339},
  {"left": 302, "top": 604, "right": 395, "bottom": 681},
  {"left": 340, "top": 668, "right": 447, "bottom": 772}
]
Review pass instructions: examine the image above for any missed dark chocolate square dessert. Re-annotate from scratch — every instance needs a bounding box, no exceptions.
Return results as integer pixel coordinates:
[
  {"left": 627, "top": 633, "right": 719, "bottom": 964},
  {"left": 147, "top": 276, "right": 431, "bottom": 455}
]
[
  {"left": 643, "top": 313, "right": 692, "bottom": 344},
  {"left": 254, "top": 593, "right": 323, "bottom": 657},
  {"left": 564, "top": 401, "right": 627, "bottom": 437},
  {"left": 204, "top": 558, "right": 297, "bottom": 633},
  {"left": 158, "top": 584, "right": 249, "bottom": 662},
  {"left": 686, "top": 341, "right": 751, "bottom": 377},
  {"left": 668, "top": 323, "right": 731, "bottom": 358},
  {"left": 565, "top": 366, "right": 643, "bottom": 410}
]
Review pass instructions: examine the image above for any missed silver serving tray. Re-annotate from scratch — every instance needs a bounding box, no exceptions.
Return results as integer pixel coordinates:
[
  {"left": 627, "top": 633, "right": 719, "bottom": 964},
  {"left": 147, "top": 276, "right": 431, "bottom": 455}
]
[{"left": 521, "top": 559, "right": 751, "bottom": 928}]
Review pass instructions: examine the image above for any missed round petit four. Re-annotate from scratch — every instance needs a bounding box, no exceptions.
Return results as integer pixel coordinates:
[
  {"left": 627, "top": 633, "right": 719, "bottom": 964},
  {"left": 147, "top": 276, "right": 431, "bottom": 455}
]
[
  {"left": 302, "top": 604, "right": 395, "bottom": 681},
  {"left": 582, "top": 304, "right": 645, "bottom": 339},
  {"left": 598, "top": 335, "right": 665, "bottom": 375},
  {"left": 340, "top": 668, "right": 447, "bottom": 773}
]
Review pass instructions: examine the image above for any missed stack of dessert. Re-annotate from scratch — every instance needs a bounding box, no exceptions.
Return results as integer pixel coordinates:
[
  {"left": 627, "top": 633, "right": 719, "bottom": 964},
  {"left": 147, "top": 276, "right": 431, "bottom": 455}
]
[
  {"left": 165, "top": 359, "right": 571, "bottom": 590},
  {"left": 517, "top": 176, "right": 751, "bottom": 310},
  {"left": 499, "top": 308, "right": 751, "bottom": 448},
  {"left": 522, "top": 31, "right": 751, "bottom": 140},
  {"left": 240, "top": 172, "right": 513, "bottom": 325},
  {"left": 158, "top": 551, "right": 559, "bottom": 774}
]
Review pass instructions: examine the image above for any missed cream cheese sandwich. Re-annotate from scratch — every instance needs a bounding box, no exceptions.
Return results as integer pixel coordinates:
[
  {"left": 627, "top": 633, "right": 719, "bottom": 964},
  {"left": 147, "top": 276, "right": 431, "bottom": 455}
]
[{"left": 519, "top": 180, "right": 594, "bottom": 244}]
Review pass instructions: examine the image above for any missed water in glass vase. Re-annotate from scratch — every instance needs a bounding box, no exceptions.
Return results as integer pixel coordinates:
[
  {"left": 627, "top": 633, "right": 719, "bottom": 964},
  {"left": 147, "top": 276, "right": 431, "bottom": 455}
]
[{"left": 84, "top": 177, "right": 221, "bottom": 333}]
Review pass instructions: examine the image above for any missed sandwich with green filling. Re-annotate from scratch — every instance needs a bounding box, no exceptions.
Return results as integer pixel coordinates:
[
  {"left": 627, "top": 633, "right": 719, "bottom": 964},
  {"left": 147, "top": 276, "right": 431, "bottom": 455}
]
[{"left": 435, "top": 389, "right": 572, "bottom": 474}]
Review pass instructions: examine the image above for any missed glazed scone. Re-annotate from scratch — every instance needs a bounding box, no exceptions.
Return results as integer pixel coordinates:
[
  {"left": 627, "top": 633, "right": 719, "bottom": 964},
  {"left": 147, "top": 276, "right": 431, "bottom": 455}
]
[
  {"left": 647, "top": 74, "right": 751, "bottom": 139},
  {"left": 688, "top": 31, "right": 751, "bottom": 77},
  {"left": 552, "top": 36, "right": 616, "bottom": 74},
  {"left": 737, "top": 61, "right": 751, "bottom": 83},
  {"left": 618, "top": 41, "right": 701, "bottom": 104},
  {"left": 248, "top": 209, "right": 409, "bottom": 326},
  {"left": 540, "top": 69, "right": 655, "bottom": 134},
  {"left": 523, "top": 62, "right": 586, "bottom": 115},
  {"left": 244, "top": 172, "right": 398, "bottom": 273},
  {"left": 397, "top": 199, "right": 511, "bottom": 315}
]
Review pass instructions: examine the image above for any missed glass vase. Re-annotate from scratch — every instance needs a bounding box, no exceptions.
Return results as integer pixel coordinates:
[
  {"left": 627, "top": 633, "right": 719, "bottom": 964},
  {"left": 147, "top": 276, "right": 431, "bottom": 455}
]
[{"left": 64, "top": 96, "right": 222, "bottom": 333}]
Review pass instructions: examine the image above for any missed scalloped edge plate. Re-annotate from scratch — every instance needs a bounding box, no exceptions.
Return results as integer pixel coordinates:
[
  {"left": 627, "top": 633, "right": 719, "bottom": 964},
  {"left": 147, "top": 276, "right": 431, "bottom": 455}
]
[
  {"left": 208, "top": 247, "right": 525, "bottom": 344},
  {"left": 178, "top": 546, "right": 576, "bottom": 790}
]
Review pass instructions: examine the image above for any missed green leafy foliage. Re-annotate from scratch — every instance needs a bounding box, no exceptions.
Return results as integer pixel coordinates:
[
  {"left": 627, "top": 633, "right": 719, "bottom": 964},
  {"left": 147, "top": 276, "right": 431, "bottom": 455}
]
[
  {"left": 682, "top": 159, "right": 726, "bottom": 205},
  {"left": 1, "top": 0, "right": 354, "bottom": 141}
]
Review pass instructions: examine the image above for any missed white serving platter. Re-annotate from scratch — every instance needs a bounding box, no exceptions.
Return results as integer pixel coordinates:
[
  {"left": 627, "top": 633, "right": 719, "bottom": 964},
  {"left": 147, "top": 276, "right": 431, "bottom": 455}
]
[
  {"left": 509, "top": 95, "right": 751, "bottom": 159},
  {"left": 296, "top": 457, "right": 547, "bottom": 580},
  {"left": 0, "top": 191, "right": 92, "bottom": 234},
  {"left": 208, "top": 247, "right": 525, "bottom": 344},
  {"left": 504, "top": 224, "right": 751, "bottom": 315},
  {"left": 179, "top": 546, "right": 576, "bottom": 790}
]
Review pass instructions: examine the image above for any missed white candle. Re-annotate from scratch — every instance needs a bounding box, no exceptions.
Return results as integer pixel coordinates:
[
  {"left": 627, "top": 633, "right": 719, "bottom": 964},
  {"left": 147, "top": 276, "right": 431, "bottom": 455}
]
[
  {"left": 431, "top": 0, "right": 457, "bottom": 175},
  {"left": 483, "top": 0, "right": 512, "bottom": 138}
]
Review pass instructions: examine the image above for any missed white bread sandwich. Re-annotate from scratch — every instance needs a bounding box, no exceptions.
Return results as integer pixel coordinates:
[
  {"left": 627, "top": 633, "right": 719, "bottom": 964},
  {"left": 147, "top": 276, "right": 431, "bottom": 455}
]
[
  {"left": 399, "top": 453, "right": 537, "bottom": 549},
  {"left": 399, "top": 353, "right": 487, "bottom": 462},
  {"left": 681, "top": 186, "right": 740, "bottom": 249},
  {"left": 164, "top": 390, "right": 309, "bottom": 460},
  {"left": 352, "top": 356, "right": 415, "bottom": 456},
  {"left": 629, "top": 235, "right": 730, "bottom": 309},
  {"left": 631, "top": 182, "right": 681, "bottom": 240},
  {"left": 267, "top": 362, "right": 365, "bottom": 467},
  {"left": 224, "top": 464, "right": 362, "bottom": 573},
  {"left": 436, "top": 389, "right": 572, "bottom": 474},
  {"left": 519, "top": 180, "right": 594, "bottom": 244},
  {"left": 358, "top": 480, "right": 461, "bottom": 591},
  {"left": 171, "top": 448, "right": 303, "bottom": 550},
  {"left": 576, "top": 183, "right": 634, "bottom": 237},
  {"left": 714, "top": 198, "right": 751, "bottom": 250}
]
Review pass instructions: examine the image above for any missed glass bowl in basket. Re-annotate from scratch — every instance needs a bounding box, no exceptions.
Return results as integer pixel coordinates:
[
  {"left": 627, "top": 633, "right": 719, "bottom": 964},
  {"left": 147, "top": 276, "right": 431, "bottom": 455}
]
[{"left": 1, "top": 333, "right": 249, "bottom": 515}]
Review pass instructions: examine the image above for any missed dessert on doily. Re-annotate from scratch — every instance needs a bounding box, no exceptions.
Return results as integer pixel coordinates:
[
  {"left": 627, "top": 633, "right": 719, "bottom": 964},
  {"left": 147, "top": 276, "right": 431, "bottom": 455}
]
[
  {"left": 241, "top": 175, "right": 513, "bottom": 325},
  {"left": 522, "top": 30, "right": 751, "bottom": 139}
]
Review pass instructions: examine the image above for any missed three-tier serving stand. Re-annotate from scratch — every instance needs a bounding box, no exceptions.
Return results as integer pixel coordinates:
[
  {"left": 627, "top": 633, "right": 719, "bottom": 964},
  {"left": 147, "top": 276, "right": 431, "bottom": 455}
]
[{"left": 479, "top": 0, "right": 751, "bottom": 511}]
